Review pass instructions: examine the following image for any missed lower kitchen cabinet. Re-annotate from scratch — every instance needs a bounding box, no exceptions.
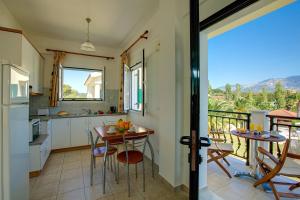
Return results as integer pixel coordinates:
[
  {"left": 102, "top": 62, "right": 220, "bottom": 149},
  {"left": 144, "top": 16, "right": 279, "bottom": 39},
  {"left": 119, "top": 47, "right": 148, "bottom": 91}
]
[
  {"left": 51, "top": 118, "right": 71, "bottom": 149},
  {"left": 29, "top": 135, "right": 51, "bottom": 173},
  {"left": 50, "top": 115, "right": 127, "bottom": 150},
  {"left": 70, "top": 117, "right": 89, "bottom": 146}
]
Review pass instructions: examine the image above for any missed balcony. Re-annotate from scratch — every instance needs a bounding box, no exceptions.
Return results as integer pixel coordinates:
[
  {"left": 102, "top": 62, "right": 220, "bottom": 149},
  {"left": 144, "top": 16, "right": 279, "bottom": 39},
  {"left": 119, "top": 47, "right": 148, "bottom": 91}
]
[{"left": 207, "top": 110, "right": 300, "bottom": 199}]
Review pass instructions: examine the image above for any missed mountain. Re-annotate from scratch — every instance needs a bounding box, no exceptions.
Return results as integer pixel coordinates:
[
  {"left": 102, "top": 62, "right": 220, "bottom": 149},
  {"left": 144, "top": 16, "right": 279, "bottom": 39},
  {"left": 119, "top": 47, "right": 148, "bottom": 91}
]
[{"left": 218, "top": 75, "right": 300, "bottom": 93}]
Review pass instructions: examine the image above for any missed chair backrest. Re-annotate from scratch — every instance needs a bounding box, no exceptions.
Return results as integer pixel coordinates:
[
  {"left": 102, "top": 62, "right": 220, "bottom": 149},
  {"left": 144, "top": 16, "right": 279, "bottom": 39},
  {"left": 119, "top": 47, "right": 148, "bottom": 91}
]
[
  {"left": 86, "top": 129, "right": 100, "bottom": 152},
  {"left": 123, "top": 132, "right": 149, "bottom": 155},
  {"left": 279, "top": 139, "right": 291, "bottom": 165},
  {"left": 272, "top": 139, "right": 291, "bottom": 174}
]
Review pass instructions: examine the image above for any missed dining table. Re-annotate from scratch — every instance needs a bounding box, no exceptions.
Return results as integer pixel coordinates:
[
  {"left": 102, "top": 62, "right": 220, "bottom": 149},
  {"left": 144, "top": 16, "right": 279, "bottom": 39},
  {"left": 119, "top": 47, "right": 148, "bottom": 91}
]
[
  {"left": 231, "top": 130, "right": 286, "bottom": 191},
  {"left": 94, "top": 124, "right": 155, "bottom": 193}
]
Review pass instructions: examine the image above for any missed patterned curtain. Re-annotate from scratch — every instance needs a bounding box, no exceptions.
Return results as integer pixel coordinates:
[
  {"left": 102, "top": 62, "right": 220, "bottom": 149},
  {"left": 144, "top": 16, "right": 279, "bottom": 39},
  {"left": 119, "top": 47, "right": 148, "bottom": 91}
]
[
  {"left": 49, "top": 51, "right": 66, "bottom": 107},
  {"left": 118, "top": 53, "right": 129, "bottom": 112}
]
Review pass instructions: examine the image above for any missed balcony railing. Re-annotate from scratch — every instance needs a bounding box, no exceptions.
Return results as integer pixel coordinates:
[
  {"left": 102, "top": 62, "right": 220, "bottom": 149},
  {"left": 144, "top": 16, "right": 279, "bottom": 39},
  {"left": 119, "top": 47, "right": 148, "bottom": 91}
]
[
  {"left": 267, "top": 114, "right": 300, "bottom": 156},
  {"left": 208, "top": 110, "right": 251, "bottom": 165}
]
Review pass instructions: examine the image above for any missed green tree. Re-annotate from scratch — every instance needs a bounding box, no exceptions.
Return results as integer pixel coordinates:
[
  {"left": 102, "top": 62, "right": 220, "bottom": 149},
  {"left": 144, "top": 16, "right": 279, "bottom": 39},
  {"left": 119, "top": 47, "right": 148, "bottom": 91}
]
[
  {"left": 63, "top": 84, "right": 79, "bottom": 98},
  {"left": 208, "top": 98, "right": 231, "bottom": 111},
  {"left": 257, "top": 87, "right": 271, "bottom": 110},
  {"left": 234, "top": 97, "right": 250, "bottom": 112},
  {"left": 235, "top": 83, "right": 241, "bottom": 100},
  {"left": 274, "top": 82, "right": 286, "bottom": 109},
  {"left": 247, "top": 90, "right": 254, "bottom": 106},
  {"left": 208, "top": 81, "right": 213, "bottom": 96},
  {"left": 225, "top": 84, "right": 232, "bottom": 101}
]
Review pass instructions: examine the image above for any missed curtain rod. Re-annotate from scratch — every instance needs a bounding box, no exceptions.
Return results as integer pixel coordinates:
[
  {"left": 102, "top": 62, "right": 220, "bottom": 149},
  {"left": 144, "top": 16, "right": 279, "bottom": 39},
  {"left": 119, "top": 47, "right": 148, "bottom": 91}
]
[
  {"left": 46, "top": 48, "right": 115, "bottom": 60},
  {"left": 120, "top": 30, "right": 149, "bottom": 56}
]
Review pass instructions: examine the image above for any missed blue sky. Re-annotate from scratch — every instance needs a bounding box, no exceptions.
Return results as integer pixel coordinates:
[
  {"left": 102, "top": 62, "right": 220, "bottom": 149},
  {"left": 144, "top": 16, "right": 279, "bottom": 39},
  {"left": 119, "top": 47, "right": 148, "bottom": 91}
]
[
  {"left": 208, "top": 1, "right": 300, "bottom": 89},
  {"left": 63, "top": 68, "right": 90, "bottom": 93}
]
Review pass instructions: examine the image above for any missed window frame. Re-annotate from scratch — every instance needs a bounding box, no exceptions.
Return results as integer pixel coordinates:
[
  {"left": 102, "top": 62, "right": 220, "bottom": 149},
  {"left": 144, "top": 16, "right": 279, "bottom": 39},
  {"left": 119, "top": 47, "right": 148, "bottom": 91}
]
[
  {"left": 129, "top": 63, "right": 143, "bottom": 112},
  {"left": 123, "top": 49, "right": 145, "bottom": 115},
  {"left": 59, "top": 66, "right": 105, "bottom": 101}
]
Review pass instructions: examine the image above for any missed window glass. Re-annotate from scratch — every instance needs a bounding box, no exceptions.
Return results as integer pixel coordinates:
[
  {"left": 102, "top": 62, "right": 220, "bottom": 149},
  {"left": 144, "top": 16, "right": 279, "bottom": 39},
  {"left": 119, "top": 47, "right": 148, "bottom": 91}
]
[
  {"left": 61, "top": 67, "right": 104, "bottom": 101},
  {"left": 131, "top": 66, "right": 143, "bottom": 111}
]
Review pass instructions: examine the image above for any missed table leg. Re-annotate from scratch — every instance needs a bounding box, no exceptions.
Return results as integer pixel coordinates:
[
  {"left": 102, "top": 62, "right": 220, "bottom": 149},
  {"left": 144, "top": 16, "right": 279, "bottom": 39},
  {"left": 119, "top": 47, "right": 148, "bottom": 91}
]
[
  {"left": 147, "top": 140, "right": 155, "bottom": 178},
  {"left": 234, "top": 139, "right": 272, "bottom": 192},
  {"left": 234, "top": 140, "right": 258, "bottom": 179},
  {"left": 103, "top": 140, "right": 108, "bottom": 194}
]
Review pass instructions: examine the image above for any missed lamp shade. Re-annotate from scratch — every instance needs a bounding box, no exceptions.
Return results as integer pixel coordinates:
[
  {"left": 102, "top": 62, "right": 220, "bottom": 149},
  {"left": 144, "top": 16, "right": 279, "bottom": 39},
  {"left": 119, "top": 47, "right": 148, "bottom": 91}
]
[{"left": 80, "top": 41, "right": 96, "bottom": 52}]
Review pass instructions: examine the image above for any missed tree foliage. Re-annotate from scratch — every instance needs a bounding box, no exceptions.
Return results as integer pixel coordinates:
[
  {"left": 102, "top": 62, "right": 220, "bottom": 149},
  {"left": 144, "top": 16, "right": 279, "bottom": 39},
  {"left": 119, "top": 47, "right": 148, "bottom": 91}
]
[
  {"left": 63, "top": 84, "right": 86, "bottom": 98},
  {"left": 209, "top": 82, "right": 300, "bottom": 113}
]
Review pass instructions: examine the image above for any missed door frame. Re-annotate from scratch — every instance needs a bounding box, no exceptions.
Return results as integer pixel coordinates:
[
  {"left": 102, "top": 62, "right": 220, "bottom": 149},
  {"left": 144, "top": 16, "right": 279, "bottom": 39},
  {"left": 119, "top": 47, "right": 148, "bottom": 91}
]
[{"left": 186, "top": 0, "right": 259, "bottom": 199}]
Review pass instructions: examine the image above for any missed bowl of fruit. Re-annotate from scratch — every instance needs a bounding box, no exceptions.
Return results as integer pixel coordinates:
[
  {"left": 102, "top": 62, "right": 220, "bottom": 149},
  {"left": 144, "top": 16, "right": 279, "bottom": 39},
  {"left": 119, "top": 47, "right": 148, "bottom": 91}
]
[{"left": 116, "top": 119, "right": 131, "bottom": 133}]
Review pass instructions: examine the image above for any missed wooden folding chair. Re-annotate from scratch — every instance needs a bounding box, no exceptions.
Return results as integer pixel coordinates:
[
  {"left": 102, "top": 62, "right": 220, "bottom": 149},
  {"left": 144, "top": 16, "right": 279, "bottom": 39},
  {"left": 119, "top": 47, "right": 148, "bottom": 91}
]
[
  {"left": 254, "top": 139, "right": 300, "bottom": 200},
  {"left": 208, "top": 138, "right": 234, "bottom": 178},
  {"left": 279, "top": 152, "right": 300, "bottom": 192}
]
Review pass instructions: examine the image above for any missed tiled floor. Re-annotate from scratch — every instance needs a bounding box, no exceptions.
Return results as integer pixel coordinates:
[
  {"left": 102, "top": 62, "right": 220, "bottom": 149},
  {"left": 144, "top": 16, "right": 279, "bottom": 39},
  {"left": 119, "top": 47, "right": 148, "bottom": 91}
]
[
  {"left": 30, "top": 150, "right": 299, "bottom": 200},
  {"left": 207, "top": 156, "right": 300, "bottom": 200},
  {"left": 29, "top": 149, "right": 188, "bottom": 200}
]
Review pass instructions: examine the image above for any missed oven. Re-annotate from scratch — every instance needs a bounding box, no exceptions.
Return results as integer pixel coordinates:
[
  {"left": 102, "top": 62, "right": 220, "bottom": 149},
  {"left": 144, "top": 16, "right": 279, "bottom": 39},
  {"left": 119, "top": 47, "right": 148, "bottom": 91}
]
[{"left": 29, "top": 119, "right": 40, "bottom": 142}]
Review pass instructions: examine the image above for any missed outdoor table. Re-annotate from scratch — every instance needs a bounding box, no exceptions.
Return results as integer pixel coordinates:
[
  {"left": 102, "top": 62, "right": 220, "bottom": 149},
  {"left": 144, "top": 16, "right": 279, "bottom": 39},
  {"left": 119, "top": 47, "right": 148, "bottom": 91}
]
[
  {"left": 94, "top": 125, "right": 155, "bottom": 193},
  {"left": 231, "top": 130, "right": 286, "bottom": 191}
]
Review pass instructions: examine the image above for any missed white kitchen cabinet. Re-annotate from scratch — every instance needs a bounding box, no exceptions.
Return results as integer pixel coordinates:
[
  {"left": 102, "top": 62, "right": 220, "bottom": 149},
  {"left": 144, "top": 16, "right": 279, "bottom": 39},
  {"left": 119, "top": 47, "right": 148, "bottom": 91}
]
[
  {"left": 31, "top": 49, "right": 40, "bottom": 92},
  {"left": 70, "top": 118, "right": 89, "bottom": 146},
  {"left": 51, "top": 118, "right": 71, "bottom": 149},
  {"left": 38, "top": 56, "right": 44, "bottom": 93},
  {"left": 50, "top": 115, "right": 127, "bottom": 150},
  {"left": 0, "top": 29, "right": 44, "bottom": 94},
  {"left": 21, "top": 36, "right": 34, "bottom": 80},
  {"left": 0, "top": 31, "right": 22, "bottom": 66},
  {"left": 29, "top": 135, "right": 51, "bottom": 173},
  {"left": 40, "top": 120, "right": 52, "bottom": 148}
]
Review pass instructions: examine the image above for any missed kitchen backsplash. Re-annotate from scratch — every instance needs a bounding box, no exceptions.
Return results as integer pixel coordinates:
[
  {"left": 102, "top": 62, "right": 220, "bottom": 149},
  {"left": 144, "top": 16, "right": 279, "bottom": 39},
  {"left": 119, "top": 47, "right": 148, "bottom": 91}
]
[{"left": 29, "top": 88, "right": 119, "bottom": 115}]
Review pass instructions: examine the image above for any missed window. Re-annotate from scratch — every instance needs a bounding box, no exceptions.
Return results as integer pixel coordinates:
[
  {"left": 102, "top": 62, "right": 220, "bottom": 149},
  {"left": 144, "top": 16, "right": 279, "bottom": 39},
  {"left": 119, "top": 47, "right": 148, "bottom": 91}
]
[
  {"left": 124, "top": 49, "right": 145, "bottom": 113},
  {"left": 60, "top": 67, "right": 104, "bottom": 101},
  {"left": 124, "top": 62, "right": 144, "bottom": 112},
  {"left": 131, "top": 65, "right": 143, "bottom": 111}
]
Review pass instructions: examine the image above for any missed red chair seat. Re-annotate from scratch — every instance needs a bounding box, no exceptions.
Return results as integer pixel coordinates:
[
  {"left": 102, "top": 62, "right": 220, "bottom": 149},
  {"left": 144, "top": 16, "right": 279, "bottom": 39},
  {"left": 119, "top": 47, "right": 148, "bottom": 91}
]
[
  {"left": 117, "top": 150, "right": 143, "bottom": 164},
  {"left": 94, "top": 146, "right": 117, "bottom": 157}
]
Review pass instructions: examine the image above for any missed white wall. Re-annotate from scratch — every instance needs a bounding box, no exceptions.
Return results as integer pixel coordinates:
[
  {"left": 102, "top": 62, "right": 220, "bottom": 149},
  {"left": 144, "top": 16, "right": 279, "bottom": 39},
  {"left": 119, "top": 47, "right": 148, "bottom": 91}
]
[
  {"left": 0, "top": 0, "right": 22, "bottom": 29},
  {"left": 121, "top": 0, "right": 193, "bottom": 188},
  {"left": 28, "top": 34, "right": 119, "bottom": 91}
]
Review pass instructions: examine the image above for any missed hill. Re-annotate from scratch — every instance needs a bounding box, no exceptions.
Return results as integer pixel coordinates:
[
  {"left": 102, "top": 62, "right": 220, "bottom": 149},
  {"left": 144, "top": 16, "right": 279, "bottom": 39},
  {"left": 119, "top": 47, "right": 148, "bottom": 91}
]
[{"left": 218, "top": 75, "right": 300, "bottom": 93}]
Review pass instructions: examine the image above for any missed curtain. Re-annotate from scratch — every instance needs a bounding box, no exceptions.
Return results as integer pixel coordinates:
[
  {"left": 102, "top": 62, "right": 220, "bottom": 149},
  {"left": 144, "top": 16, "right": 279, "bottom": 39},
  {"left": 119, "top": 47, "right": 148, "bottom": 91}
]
[
  {"left": 118, "top": 53, "right": 129, "bottom": 112},
  {"left": 49, "top": 51, "right": 66, "bottom": 107}
]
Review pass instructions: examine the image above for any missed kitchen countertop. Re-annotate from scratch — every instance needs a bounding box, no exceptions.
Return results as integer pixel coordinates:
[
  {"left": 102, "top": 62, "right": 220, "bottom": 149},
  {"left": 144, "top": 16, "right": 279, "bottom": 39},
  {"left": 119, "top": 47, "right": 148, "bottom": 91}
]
[{"left": 29, "top": 112, "right": 127, "bottom": 121}]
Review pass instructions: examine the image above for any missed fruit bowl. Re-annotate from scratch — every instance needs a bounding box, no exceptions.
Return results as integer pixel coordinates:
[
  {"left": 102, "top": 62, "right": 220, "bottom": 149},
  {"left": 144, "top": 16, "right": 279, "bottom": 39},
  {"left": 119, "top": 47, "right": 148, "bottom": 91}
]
[{"left": 116, "top": 119, "right": 131, "bottom": 133}]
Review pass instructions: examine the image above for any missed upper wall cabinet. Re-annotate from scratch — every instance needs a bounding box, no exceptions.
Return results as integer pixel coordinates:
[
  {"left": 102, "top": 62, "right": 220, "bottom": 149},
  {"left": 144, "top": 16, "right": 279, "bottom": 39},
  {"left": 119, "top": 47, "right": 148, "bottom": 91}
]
[{"left": 0, "top": 29, "right": 44, "bottom": 94}]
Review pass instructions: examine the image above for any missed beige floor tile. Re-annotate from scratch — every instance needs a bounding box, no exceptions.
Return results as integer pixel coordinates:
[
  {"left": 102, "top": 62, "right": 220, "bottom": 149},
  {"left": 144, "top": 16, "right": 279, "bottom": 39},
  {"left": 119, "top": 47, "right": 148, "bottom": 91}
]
[
  {"left": 32, "top": 151, "right": 300, "bottom": 200},
  {"left": 36, "top": 173, "right": 61, "bottom": 185},
  {"left": 84, "top": 183, "right": 113, "bottom": 200},
  {"left": 58, "top": 177, "right": 84, "bottom": 194},
  {"left": 30, "top": 182, "right": 58, "bottom": 200},
  {"left": 57, "top": 188, "right": 85, "bottom": 200},
  {"left": 63, "top": 160, "right": 82, "bottom": 169},
  {"left": 42, "top": 165, "right": 63, "bottom": 176},
  {"left": 61, "top": 168, "right": 83, "bottom": 181}
]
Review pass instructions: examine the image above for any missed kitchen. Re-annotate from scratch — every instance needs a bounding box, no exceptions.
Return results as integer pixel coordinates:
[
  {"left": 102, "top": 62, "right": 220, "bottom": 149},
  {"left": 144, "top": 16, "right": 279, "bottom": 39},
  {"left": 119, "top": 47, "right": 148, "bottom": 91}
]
[{"left": 0, "top": 0, "right": 166, "bottom": 199}]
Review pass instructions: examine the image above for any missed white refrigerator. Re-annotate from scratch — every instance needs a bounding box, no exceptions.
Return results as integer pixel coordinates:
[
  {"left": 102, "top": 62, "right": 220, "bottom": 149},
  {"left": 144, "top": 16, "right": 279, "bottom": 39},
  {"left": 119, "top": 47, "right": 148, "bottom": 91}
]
[{"left": 1, "top": 63, "right": 30, "bottom": 200}]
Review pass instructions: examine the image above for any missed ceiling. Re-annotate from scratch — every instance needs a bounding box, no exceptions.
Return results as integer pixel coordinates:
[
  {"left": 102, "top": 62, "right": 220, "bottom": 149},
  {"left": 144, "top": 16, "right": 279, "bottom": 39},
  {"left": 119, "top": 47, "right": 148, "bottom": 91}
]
[{"left": 3, "top": 0, "right": 159, "bottom": 47}]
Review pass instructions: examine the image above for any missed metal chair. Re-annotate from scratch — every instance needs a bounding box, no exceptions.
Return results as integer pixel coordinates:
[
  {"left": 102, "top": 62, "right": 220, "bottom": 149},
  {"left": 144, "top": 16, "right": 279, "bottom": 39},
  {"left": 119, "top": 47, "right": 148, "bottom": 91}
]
[
  {"left": 117, "top": 132, "right": 149, "bottom": 197},
  {"left": 86, "top": 129, "right": 117, "bottom": 186}
]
